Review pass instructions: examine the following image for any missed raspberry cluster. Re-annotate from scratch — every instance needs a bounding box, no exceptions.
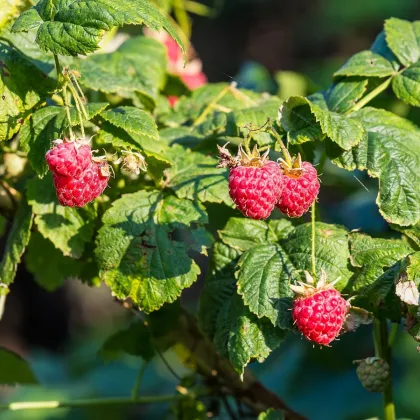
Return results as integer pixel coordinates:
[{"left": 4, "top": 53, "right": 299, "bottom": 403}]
[
  {"left": 218, "top": 145, "right": 319, "bottom": 220},
  {"left": 46, "top": 140, "right": 110, "bottom": 207}
]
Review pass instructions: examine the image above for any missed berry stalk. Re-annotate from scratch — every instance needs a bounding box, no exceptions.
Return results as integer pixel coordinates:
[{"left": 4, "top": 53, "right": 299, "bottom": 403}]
[
  {"left": 54, "top": 54, "right": 74, "bottom": 139},
  {"left": 374, "top": 319, "right": 396, "bottom": 420},
  {"left": 311, "top": 202, "right": 316, "bottom": 278}
]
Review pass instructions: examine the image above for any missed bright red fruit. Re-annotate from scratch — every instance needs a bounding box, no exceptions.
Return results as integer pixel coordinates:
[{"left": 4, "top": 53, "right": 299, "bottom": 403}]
[
  {"left": 277, "top": 156, "right": 320, "bottom": 218},
  {"left": 291, "top": 271, "right": 349, "bottom": 346},
  {"left": 46, "top": 140, "right": 92, "bottom": 178},
  {"left": 218, "top": 145, "right": 284, "bottom": 220},
  {"left": 53, "top": 161, "right": 110, "bottom": 207}
]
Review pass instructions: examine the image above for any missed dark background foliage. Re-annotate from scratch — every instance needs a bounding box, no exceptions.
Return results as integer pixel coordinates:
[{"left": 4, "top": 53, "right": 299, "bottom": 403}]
[{"left": 1, "top": 0, "right": 420, "bottom": 419}]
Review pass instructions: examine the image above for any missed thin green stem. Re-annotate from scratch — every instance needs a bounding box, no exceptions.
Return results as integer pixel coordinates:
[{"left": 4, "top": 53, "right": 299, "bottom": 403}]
[
  {"left": 0, "top": 394, "right": 192, "bottom": 412},
  {"left": 67, "top": 79, "right": 88, "bottom": 120},
  {"left": 184, "top": 1, "right": 212, "bottom": 16},
  {"left": 345, "top": 77, "right": 392, "bottom": 114},
  {"left": 54, "top": 54, "right": 74, "bottom": 139},
  {"left": 173, "top": 0, "right": 191, "bottom": 39},
  {"left": 67, "top": 83, "right": 85, "bottom": 138},
  {"left": 53, "top": 54, "right": 62, "bottom": 84},
  {"left": 269, "top": 128, "right": 291, "bottom": 166},
  {"left": 132, "top": 362, "right": 147, "bottom": 401},
  {"left": 388, "top": 323, "right": 399, "bottom": 347},
  {"left": 374, "top": 319, "right": 396, "bottom": 420},
  {"left": 62, "top": 83, "right": 74, "bottom": 139},
  {"left": 311, "top": 202, "right": 316, "bottom": 278}
]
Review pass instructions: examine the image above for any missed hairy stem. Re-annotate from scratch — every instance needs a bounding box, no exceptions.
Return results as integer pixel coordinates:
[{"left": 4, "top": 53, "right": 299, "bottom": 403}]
[
  {"left": 67, "top": 81, "right": 87, "bottom": 138},
  {"left": 374, "top": 319, "right": 396, "bottom": 420},
  {"left": 269, "top": 128, "right": 291, "bottom": 166},
  {"left": 54, "top": 54, "right": 74, "bottom": 139},
  {"left": 346, "top": 77, "right": 392, "bottom": 114},
  {"left": 62, "top": 84, "right": 74, "bottom": 139}
]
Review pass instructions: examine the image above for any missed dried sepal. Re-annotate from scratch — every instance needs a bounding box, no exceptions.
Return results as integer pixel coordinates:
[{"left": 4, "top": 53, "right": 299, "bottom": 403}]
[
  {"left": 217, "top": 143, "right": 271, "bottom": 169},
  {"left": 279, "top": 152, "right": 305, "bottom": 178}
]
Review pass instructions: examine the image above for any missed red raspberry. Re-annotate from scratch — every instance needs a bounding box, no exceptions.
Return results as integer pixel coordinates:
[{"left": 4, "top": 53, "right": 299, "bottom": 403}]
[
  {"left": 218, "top": 145, "right": 284, "bottom": 220},
  {"left": 277, "top": 156, "right": 320, "bottom": 218},
  {"left": 53, "top": 161, "right": 110, "bottom": 207},
  {"left": 291, "top": 271, "right": 349, "bottom": 346},
  {"left": 46, "top": 140, "right": 92, "bottom": 178}
]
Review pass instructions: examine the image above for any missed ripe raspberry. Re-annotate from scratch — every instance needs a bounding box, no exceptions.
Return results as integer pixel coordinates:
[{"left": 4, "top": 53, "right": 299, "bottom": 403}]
[
  {"left": 218, "top": 145, "right": 284, "bottom": 220},
  {"left": 277, "top": 154, "right": 320, "bottom": 218},
  {"left": 53, "top": 161, "right": 110, "bottom": 207},
  {"left": 291, "top": 271, "right": 349, "bottom": 346},
  {"left": 354, "top": 357, "right": 390, "bottom": 392},
  {"left": 46, "top": 139, "right": 92, "bottom": 178}
]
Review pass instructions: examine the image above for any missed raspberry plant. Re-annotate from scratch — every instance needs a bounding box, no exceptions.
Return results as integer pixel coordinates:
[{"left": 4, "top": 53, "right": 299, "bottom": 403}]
[{"left": 0, "top": 1, "right": 420, "bottom": 418}]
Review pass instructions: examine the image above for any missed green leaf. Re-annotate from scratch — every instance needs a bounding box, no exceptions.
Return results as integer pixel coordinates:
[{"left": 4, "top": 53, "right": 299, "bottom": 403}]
[
  {"left": 279, "top": 95, "right": 365, "bottom": 150},
  {"left": 406, "top": 252, "right": 420, "bottom": 284},
  {"left": 27, "top": 175, "right": 96, "bottom": 258},
  {"left": 328, "top": 107, "right": 420, "bottom": 226},
  {"left": 14, "top": 0, "right": 184, "bottom": 57},
  {"left": 19, "top": 106, "right": 62, "bottom": 176},
  {"left": 385, "top": 18, "right": 420, "bottom": 67},
  {"left": 100, "top": 321, "right": 155, "bottom": 361},
  {"left": 392, "top": 223, "right": 420, "bottom": 248},
  {"left": 164, "top": 145, "right": 231, "bottom": 206},
  {"left": 174, "top": 83, "right": 261, "bottom": 124},
  {"left": 25, "top": 232, "right": 81, "bottom": 291},
  {"left": 370, "top": 31, "right": 399, "bottom": 69},
  {"left": 100, "top": 106, "right": 159, "bottom": 141},
  {"left": 348, "top": 232, "right": 414, "bottom": 319},
  {"left": 79, "top": 36, "right": 167, "bottom": 106},
  {"left": 0, "top": 43, "right": 55, "bottom": 141},
  {"left": 0, "top": 347, "right": 37, "bottom": 385},
  {"left": 230, "top": 97, "right": 282, "bottom": 146},
  {"left": 333, "top": 51, "right": 396, "bottom": 78},
  {"left": 236, "top": 244, "right": 294, "bottom": 326},
  {"left": 213, "top": 293, "right": 285, "bottom": 377},
  {"left": 326, "top": 79, "right": 368, "bottom": 114},
  {"left": 11, "top": 8, "right": 43, "bottom": 32},
  {"left": 198, "top": 242, "right": 240, "bottom": 340},
  {"left": 258, "top": 409, "right": 284, "bottom": 420},
  {"left": 237, "top": 222, "right": 352, "bottom": 326},
  {"left": 96, "top": 191, "right": 207, "bottom": 313},
  {"left": 0, "top": 200, "right": 33, "bottom": 286},
  {"left": 218, "top": 218, "right": 292, "bottom": 252},
  {"left": 392, "top": 64, "right": 420, "bottom": 107}
]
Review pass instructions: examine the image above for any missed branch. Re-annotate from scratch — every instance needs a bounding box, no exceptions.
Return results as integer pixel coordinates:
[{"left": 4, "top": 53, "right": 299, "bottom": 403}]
[{"left": 152, "top": 305, "right": 306, "bottom": 420}]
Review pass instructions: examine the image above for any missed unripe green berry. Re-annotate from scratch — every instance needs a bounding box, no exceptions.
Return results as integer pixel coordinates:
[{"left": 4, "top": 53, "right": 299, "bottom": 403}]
[{"left": 353, "top": 357, "right": 390, "bottom": 393}]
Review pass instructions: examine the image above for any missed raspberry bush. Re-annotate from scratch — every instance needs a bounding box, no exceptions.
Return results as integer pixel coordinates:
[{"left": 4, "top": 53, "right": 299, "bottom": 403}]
[{"left": 0, "top": 2, "right": 420, "bottom": 419}]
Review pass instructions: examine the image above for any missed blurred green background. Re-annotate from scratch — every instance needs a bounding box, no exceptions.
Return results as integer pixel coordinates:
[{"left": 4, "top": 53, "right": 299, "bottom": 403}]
[{"left": 1, "top": 0, "right": 420, "bottom": 419}]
